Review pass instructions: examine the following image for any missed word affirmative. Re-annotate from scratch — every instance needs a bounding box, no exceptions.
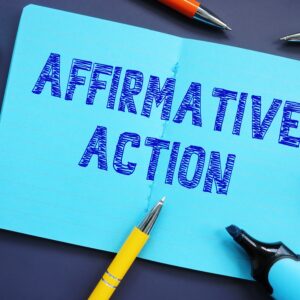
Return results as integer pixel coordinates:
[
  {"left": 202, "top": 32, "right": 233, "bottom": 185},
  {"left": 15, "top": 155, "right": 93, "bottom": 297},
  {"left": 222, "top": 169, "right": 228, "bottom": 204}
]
[{"left": 31, "top": 53, "right": 300, "bottom": 195}]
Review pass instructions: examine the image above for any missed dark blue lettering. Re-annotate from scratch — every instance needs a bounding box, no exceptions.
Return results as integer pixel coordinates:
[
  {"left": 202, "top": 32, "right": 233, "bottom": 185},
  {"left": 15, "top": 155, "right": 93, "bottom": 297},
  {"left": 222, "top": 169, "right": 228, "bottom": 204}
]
[
  {"left": 178, "top": 146, "right": 205, "bottom": 189},
  {"left": 78, "top": 126, "right": 107, "bottom": 170},
  {"left": 165, "top": 142, "right": 181, "bottom": 185},
  {"left": 145, "top": 137, "right": 170, "bottom": 181},
  {"left": 141, "top": 76, "right": 175, "bottom": 120},
  {"left": 213, "top": 88, "right": 237, "bottom": 132},
  {"left": 118, "top": 70, "right": 143, "bottom": 114},
  {"left": 86, "top": 63, "right": 113, "bottom": 105},
  {"left": 113, "top": 132, "right": 140, "bottom": 175},
  {"left": 32, "top": 53, "right": 61, "bottom": 97},
  {"left": 107, "top": 67, "right": 122, "bottom": 109},
  {"left": 203, "top": 152, "right": 236, "bottom": 195},
  {"left": 173, "top": 82, "right": 202, "bottom": 127},
  {"left": 232, "top": 93, "right": 248, "bottom": 135},
  {"left": 279, "top": 101, "right": 300, "bottom": 148},
  {"left": 65, "top": 59, "right": 92, "bottom": 101},
  {"left": 252, "top": 96, "right": 282, "bottom": 139}
]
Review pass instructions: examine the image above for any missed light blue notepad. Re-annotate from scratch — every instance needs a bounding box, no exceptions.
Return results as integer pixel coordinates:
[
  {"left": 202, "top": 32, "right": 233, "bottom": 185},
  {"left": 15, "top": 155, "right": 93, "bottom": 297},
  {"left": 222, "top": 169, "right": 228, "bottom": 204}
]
[{"left": 1, "top": 4, "right": 300, "bottom": 280}]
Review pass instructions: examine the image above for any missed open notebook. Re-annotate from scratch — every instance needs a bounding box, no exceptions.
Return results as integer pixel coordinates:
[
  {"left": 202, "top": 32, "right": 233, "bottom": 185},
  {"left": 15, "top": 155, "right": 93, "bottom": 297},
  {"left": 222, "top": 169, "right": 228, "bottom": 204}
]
[{"left": 0, "top": 4, "right": 300, "bottom": 280}]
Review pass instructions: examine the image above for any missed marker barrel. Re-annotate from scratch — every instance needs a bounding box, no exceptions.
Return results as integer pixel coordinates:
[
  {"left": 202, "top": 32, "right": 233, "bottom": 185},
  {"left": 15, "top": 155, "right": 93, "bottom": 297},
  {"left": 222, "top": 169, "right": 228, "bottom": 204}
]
[{"left": 269, "top": 258, "right": 300, "bottom": 300}]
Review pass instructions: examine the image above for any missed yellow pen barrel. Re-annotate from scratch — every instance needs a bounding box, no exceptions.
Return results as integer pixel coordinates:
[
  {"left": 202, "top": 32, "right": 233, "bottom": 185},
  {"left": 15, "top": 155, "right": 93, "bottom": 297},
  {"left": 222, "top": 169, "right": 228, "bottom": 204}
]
[{"left": 88, "top": 227, "right": 149, "bottom": 300}]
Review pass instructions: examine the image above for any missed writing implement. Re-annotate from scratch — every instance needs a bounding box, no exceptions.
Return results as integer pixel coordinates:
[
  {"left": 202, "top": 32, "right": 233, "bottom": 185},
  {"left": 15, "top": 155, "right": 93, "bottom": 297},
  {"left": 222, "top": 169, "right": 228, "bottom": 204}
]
[
  {"left": 280, "top": 33, "right": 300, "bottom": 42},
  {"left": 88, "top": 197, "right": 166, "bottom": 300},
  {"left": 226, "top": 225, "right": 300, "bottom": 300},
  {"left": 158, "top": 0, "right": 231, "bottom": 30}
]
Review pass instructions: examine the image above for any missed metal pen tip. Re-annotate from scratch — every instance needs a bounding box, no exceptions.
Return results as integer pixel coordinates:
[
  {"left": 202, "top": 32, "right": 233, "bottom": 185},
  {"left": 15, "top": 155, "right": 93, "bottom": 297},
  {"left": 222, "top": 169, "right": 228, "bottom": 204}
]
[
  {"left": 159, "top": 196, "right": 166, "bottom": 204},
  {"left": 138, "top": 197, "right": 166, "bottom": 234},
  {"left": 194, "top": 6, "right": 231, "bottom": 31},
  {"left": 280, "top": 33, "right": 300, "bottom": 42}
]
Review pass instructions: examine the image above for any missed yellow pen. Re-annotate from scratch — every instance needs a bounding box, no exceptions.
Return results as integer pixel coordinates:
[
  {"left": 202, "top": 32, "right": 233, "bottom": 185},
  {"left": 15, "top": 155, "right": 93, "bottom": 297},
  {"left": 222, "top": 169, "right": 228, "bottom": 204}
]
[{"left": 88, "top": 196, "right": 166, "bottom": 300}]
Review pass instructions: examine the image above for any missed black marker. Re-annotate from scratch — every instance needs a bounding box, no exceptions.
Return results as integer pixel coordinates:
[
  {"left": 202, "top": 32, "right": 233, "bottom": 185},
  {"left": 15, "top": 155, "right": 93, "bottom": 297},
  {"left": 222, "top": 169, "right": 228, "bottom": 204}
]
[{"left": 226, "top": 225, "right": 300, "bottom": 300}]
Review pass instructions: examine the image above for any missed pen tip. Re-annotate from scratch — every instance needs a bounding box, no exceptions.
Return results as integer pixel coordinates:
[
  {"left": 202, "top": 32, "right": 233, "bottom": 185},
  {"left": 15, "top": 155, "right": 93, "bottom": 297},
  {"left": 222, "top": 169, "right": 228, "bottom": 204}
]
[
  {"left": 225, "top": 25, "right": 232, "bottom": 31},
  {"left": 160, "top": 196, "right": 166, "bottom": 204},
  {"left": 226, "top": 224, "right": 241, "bottom": 239},
  {"left": 280, "top": 36, "right": 287, "bottom": 41}
]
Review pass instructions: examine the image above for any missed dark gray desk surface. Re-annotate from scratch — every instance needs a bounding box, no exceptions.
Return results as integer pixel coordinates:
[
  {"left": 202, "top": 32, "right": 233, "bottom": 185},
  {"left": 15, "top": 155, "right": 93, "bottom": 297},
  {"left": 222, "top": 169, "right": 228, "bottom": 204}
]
[{"left": 0, "top": 0, "right": 299, "bottom": 299}]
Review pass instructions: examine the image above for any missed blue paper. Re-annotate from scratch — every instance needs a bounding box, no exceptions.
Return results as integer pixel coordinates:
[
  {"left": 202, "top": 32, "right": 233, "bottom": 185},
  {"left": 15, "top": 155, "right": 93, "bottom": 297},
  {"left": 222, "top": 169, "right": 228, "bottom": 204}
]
[{"left": 1, "top": 5, "right": 300, "bottom": 279}]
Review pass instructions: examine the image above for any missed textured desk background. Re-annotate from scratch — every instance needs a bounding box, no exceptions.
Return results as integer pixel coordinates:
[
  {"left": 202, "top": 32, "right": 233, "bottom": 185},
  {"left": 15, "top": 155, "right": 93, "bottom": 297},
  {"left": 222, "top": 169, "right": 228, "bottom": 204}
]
[{"left": 1, "top": 0, "right": 299, "bottom": 299}]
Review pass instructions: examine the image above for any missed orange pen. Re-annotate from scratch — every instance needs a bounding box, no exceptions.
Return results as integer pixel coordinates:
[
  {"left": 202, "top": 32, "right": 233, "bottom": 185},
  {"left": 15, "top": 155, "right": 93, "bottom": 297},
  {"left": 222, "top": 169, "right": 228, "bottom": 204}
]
[{"left": 159, "top": 0, "right": 231, "bottom": 30}]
